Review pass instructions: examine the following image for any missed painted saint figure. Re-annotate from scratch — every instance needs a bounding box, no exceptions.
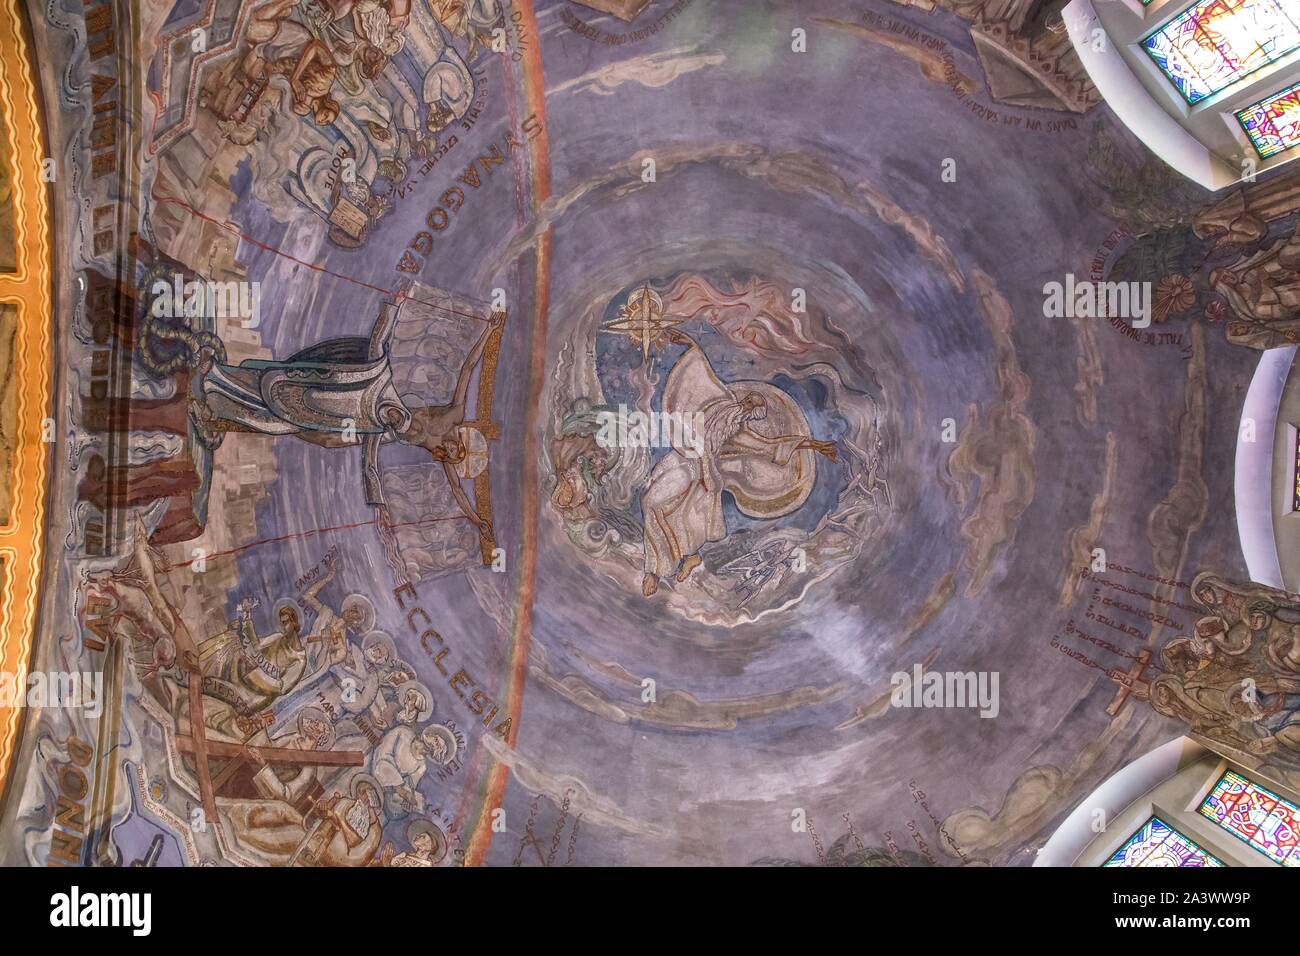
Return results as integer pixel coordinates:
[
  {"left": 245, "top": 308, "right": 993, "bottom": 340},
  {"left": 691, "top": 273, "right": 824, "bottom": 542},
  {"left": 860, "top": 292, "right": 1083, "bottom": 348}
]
[
  {"left": 290, "top": 774, "right": 386, "bottom": 866},
  {"left": 152, "top": 297, "right": 503, "bottom": 539},
  {"left": 300, "top": 552, "right": 376, "bottom": 672},
  {"left": 215, "top": 0, "right": 343, "bottom": 126},
  {"left": 383, "top": 819, "right": 448, "bottom": 866},
  {"left": 367, "top": 721, "right": 456, "bottom": 819},
  {"left": 639, "top": 330, "right": 836, "bottom": 597},
  {"left": 194, "top": 597, "right": 310, "bottom": 716}
]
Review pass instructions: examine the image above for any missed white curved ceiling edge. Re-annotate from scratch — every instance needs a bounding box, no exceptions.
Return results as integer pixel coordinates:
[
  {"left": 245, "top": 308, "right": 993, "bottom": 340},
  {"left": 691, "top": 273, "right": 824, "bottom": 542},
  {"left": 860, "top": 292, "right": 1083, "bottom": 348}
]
[
  {"left": 1237, "top": 346, "right": 1294, "bottom": 589},
  {"left": 1065, "top": 0, "right": 1236, "bottom": 192}
]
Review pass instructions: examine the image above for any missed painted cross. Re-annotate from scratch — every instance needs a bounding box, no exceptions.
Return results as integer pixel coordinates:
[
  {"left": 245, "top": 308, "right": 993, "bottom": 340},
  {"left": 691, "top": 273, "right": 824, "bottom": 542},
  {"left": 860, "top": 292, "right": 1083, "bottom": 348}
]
[{"left": 1106, "top": 649, "right": 1153, "bottom": 717}]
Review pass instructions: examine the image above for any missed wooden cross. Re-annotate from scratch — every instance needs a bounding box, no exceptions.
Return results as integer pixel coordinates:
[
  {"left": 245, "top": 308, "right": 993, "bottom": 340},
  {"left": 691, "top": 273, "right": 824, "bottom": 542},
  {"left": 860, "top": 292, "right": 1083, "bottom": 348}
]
[
  {"left": 164, "top": 621, "right": 217, "bottom": 820},
  {"left": 470, "top": 312, "right": 506, "bottom": 564},
  {"left": 1106, "top": 649, "right": 1153, "bottom": 717},
  {"left": 176, "top": 737, "right": 366, "bottom": 768},
  {"left": 460, "top": 419, "right": 501, "bottom": 440},
  {"left": 101, "top": 533, "right": 221, "bottom": 821},
  {"left": 176, "top": 735, "right": 365, "bottom": 797}
]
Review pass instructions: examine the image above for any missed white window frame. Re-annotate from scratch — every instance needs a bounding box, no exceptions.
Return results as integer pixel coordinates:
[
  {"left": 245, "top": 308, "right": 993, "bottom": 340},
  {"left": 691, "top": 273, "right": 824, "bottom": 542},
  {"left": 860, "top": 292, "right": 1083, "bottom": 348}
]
[
  {"left": 1067, "top": 0, "right": 1300, "bottom": 189},
  {"left": 1045, "top": 739, "right": 1300, "bottom": 866}
]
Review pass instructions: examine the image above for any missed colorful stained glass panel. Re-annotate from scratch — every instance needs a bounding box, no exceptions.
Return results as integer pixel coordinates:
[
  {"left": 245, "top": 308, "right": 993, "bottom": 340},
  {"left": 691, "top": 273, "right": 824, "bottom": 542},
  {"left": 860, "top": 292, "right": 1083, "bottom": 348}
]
[
  {"left": 1104, "top": 816, "right": 1225, "bottom": 867},
  {"left": 1238, "top": 80, "right": 1300, "bottom": 156},
  {"left": 1143, "top": 0, "right": 1300, "bottom": 105},
  {"left": 1198, "top": 770, "right": 1300, "bottom": 865}
]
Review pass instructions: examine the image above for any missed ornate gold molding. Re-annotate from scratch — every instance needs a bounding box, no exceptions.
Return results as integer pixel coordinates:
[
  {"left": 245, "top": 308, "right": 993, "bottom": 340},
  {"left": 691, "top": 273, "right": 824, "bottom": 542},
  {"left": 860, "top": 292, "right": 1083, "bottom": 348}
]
[{"left": 0, "top": 0, "right": 53, "bottom": 802}]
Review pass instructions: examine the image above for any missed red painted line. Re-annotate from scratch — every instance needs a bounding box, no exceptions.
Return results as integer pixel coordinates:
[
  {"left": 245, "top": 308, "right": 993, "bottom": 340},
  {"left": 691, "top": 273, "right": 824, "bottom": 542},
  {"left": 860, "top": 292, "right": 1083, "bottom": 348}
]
[
  {"left": 174, "top": 512, "right": 470, "bottom": 569},
  {"left": 151, "top": 196, "right": 489, "bottom": 324}
]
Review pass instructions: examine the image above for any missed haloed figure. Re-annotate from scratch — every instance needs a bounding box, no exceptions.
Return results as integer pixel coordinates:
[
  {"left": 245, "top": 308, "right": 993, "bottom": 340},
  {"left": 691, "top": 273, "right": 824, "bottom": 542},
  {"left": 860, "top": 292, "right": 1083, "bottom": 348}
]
[
  {"left": 639, "top": 330, "right": 836, "bottom": 597},
  {"left": 190, "top": 308, "right": 504, "bottom": 538}
]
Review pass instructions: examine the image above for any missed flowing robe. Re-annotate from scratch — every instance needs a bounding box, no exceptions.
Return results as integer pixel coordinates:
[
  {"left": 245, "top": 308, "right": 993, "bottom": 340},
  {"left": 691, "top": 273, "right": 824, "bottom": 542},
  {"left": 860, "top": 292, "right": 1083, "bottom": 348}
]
[
  {"left": 641, "top": 345, "right": 815, "bottom": 579},
  {"left": 195, "top": 620, "right": 308, "bottom": 716},
  {"left": 368, "top": 725, "right": 428, "bottom": 817},
  {"left": 311, "top": 796, "right": 383, "bottom": 866},
  {"left": 203, "top": 336, "right": 410, "bottom": 439},
  {"left": 390, "top": 851, "right": 434, "bottom": 867}
]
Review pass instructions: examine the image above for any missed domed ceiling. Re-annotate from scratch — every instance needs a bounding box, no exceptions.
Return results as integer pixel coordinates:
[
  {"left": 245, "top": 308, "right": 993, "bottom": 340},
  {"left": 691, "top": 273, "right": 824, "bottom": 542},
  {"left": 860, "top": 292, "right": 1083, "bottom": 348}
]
[{"left": 0, "top": 0, "right": 1297, "bottom": 868}]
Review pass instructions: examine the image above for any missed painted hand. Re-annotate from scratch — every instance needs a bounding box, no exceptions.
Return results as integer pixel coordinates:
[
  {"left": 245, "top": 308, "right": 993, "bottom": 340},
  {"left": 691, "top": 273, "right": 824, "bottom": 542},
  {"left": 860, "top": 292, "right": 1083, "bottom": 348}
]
[{"left": 806, "top": 439, "right": 837, "bottom": 462}]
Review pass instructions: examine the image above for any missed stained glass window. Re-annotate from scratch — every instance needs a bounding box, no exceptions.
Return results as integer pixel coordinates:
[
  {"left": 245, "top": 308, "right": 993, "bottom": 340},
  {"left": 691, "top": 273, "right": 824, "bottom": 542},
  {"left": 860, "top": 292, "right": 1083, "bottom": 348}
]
[
  {"left": 1104, "top": 816, "right": 1225, "bottom": 867},
  {"left": 1143, "top": 0, "right": 1300, "bottom": 105},
  {"left": 1238, "top": 80, "right": 1300, "bottom": 156},
  {"left": 1198, "top": 770, "right": 1300, "bottom": 865}
]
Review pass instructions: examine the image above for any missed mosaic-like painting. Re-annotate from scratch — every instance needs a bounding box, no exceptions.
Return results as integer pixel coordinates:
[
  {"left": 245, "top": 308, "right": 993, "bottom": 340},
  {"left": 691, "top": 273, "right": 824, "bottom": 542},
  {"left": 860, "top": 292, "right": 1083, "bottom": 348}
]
[{"left": 1, "top": 0, "right": 1300, "bottom": 877}]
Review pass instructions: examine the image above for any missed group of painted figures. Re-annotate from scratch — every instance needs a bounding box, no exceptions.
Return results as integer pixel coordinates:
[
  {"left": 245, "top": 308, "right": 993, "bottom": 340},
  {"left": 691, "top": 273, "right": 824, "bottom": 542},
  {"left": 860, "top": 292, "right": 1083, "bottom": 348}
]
[
  {"left": 1154, "top": 573, "right": 1300, "bottom": 769},
  {"left": 91, "top": 537, "right": 461, "bottom": 865},
  {"left": 163, "top": 0, "right": 504, "bottom": 247}
]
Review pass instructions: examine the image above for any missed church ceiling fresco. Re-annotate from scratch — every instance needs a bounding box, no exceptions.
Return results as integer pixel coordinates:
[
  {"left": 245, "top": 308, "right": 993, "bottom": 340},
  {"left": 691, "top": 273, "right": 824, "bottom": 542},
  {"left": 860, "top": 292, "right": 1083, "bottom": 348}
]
[{"left": 0, "top": 0, "right": 1298, "bottom": 872}]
